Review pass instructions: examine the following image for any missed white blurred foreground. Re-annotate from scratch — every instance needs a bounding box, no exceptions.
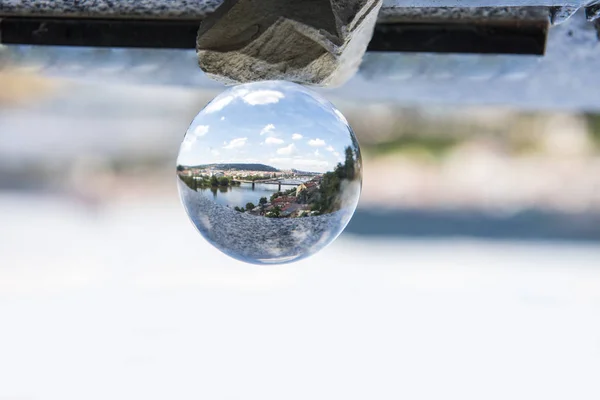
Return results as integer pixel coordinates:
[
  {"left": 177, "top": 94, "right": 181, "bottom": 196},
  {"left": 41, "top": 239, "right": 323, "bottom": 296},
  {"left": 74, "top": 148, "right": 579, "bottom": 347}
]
[{"left": 0, "top": 193, "right": 599, "bottom": 400}]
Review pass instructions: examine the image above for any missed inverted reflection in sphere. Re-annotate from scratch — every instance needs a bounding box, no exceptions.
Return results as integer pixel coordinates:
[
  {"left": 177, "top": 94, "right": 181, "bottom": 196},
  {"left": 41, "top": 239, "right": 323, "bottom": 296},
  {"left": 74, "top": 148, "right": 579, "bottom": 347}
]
[{"left": 177, "top": 81, "right": 362, "bottom": 265}]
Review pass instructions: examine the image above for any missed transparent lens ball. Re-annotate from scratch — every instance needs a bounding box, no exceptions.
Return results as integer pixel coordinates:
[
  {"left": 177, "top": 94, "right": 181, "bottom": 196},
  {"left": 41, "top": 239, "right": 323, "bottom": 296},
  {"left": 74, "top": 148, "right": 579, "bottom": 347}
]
[{"left": 177, "top": 81, "right": 362, "bottom": 265}]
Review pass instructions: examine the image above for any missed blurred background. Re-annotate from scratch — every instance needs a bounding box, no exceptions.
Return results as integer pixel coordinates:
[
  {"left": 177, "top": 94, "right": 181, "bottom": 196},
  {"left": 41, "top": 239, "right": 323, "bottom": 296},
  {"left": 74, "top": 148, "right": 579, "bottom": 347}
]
[{"left": 1, "top": 34, "right": 600, "bottom": 400}]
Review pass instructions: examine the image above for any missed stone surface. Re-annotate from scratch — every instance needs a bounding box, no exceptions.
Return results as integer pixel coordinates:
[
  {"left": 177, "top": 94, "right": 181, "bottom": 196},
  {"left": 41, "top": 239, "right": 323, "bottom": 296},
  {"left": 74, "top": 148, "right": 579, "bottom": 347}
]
[
  {"left": 379, "top": 5, "right": 551, "bottom": 22},
  {"left": 195, "top": 0, "right": 382, "bottom": 87},
  {"left": 0, "top": 0, "right": 223, "bottom": 19}
]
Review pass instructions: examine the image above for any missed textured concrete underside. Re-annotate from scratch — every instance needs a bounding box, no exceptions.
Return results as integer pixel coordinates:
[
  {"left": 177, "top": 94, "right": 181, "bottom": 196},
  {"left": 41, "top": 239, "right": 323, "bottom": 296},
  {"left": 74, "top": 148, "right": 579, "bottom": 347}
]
[{"left": 0, "top": 0, "right": 593, "bottom": 19}]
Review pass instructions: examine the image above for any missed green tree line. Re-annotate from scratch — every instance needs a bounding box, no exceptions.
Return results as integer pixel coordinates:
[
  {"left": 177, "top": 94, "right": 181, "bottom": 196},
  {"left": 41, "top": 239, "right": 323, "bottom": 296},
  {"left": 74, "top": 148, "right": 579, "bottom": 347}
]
[{"left": 312, "top": 145, "right": 360, "bottom": 214}]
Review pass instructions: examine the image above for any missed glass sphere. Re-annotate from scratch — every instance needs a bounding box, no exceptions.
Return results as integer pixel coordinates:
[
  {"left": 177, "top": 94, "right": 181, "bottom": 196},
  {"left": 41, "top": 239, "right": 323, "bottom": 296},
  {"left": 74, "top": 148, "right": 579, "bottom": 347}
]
[{"left": 177, "top": 81, "right": 362, "bottom": 265}]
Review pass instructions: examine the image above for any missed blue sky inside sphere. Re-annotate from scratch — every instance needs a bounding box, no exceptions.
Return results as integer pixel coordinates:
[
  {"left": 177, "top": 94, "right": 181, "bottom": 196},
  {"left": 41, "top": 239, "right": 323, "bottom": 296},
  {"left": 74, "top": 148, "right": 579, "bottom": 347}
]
[{"left": 177, "top": 81, "right": 355, "bottom": 174}]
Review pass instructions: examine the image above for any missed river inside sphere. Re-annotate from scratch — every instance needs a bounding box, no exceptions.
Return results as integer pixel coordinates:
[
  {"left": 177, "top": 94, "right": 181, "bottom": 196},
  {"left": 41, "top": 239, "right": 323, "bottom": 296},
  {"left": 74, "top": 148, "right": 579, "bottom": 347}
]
[{"left": 177, "top": 81, "right": 362, "bottom": 265}]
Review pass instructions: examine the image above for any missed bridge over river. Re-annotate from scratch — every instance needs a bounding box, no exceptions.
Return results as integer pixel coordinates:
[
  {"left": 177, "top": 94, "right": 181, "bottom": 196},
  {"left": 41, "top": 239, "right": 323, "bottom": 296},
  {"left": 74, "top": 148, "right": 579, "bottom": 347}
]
[{"left": 232, "top": 178, "right": 307, "bottom": 191}]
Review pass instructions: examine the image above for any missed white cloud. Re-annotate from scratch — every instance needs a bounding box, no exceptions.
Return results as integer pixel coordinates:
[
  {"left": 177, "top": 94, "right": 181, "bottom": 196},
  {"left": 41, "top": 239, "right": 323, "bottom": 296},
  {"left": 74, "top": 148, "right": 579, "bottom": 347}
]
[
  {"left": 193, "top": 125, "right": 209, "bottom": 137},
  {"left": 333, "top": 151, "right": 340, "bottom": 157},
  {"left": 308, "top": 138, "right": 326, "bottom": 147},
  {"left": 223, "top": 137, "right": 248, "bottom": 149},
  {"left": 203, "top": 87, "right": 285, "bottom": 115},
  {"left": 232, "top": 88, "right": 250, "bottom": 97},
  {"left": 211, "top": 149, "right": 220, "bottom": 156},
  {"left": 204, "top": 95, "right": 235, "bottom": 113},
  {"left": 292, "top": 133, "right": 303, "bottom": 140},
  {"left": 181, "top": 135, "right": 196, "bottom": 151},
  {"left": 260, "top": 124, "right": 276, "bottom": 136},
  {"left": 265, "top": 137, "right": 284, "bottom": 145},
  {"left": 326, "top": 145, "right": 335, "bottom": 152},
  {"left": 203, "top": 88, "right": 285, "bottom": 116},
  {"left": 276, "top": 143, "right": 296, "bottom": 156},
  {"left": 314, "top": 149, "right": 320, "bottom": 157},
  {"left": 181, "top": 125, "right": 209, "bottom": 150},
  {"left": 242, "top": 90, "right": 284, "bottom": 106}
]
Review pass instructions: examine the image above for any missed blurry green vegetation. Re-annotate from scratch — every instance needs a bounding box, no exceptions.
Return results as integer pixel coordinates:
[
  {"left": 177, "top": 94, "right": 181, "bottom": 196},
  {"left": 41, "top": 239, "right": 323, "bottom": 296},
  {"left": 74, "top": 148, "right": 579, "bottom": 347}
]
[
  {"left": 178, "top": 174, "right": 196, "bottom": 190},
  {"left": 176, "top": 173, "right": 240, "bottom": 191},
  {"left": 203, "top": 176, "right": 236, "bottom": 187},
  {"left": 586, "top": 114, "right": 600, "bottom": 147},
  {"left": 356, "top": 110, "right": 600, "bottom": 158},
  {"left": 362, "top": 135, "right": 460, "bottom": 159}
]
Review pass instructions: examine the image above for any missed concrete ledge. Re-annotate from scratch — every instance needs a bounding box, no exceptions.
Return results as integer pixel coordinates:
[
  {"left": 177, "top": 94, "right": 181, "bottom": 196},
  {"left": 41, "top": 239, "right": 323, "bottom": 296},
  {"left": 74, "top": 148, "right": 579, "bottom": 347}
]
[
  {"left": 0, "top": 0, "right": 591, "bottom": 20},
  {"left": 0, "top": 6, "right": 551, "bottom": 55}
]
